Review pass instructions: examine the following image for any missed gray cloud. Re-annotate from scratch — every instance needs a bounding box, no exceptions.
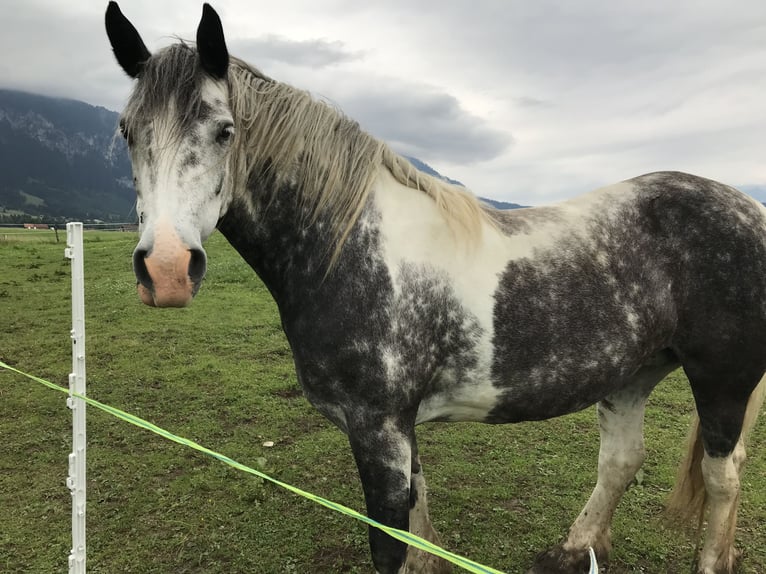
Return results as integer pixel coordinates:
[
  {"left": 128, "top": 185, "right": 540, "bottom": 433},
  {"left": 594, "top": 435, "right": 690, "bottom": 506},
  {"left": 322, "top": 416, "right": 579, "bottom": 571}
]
[
  {"left": 0, "top": 0, "right": 166, "bottom": 112},
  {"left": 513, "top": 96, "right": 550, "bottom": 109},
  {"left": 232, "top": 36, "right": 362, "bottom": 68},
  {"left": 336, "top": 82, "right": 511, "bottom": 164}
]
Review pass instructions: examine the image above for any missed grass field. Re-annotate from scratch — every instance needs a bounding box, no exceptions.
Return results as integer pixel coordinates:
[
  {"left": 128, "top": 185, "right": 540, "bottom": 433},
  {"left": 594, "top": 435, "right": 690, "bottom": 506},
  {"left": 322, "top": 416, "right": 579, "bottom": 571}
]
[{"left": 1, "top": 231, "right": 765, "bottom": 573}]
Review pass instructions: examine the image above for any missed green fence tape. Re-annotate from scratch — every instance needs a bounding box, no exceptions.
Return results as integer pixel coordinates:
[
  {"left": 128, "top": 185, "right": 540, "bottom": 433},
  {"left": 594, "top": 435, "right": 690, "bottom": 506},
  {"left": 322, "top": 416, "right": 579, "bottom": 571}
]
[{"left": 1, "top": 360, "right": 506, "bottom": 574}]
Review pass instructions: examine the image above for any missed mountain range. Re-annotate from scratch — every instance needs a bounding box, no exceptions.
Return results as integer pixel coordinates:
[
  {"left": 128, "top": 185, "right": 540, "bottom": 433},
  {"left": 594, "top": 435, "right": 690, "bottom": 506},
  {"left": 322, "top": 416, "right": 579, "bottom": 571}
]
[
  {"left": 0, "top": 90, "right": 134, "bottom": 221},
  {"left": 404, "top": 156, "right": 525, "bottom": 210},
  {"left": 0, "top": 89, "right": 522, "bottom": 223}
]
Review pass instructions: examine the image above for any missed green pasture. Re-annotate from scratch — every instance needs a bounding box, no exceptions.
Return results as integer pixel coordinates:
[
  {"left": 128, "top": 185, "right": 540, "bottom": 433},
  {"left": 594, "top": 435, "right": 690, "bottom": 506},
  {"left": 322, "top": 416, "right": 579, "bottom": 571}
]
[{"left": 1, "top": 232, "right": 764, "bottom": 573}]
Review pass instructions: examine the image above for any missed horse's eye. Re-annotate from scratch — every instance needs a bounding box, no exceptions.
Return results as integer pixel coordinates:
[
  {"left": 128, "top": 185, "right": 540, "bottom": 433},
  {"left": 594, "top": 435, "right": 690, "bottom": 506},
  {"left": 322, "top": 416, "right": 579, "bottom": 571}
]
[{"left": 217, "top": 123, "right": 235, "bottom": 144}]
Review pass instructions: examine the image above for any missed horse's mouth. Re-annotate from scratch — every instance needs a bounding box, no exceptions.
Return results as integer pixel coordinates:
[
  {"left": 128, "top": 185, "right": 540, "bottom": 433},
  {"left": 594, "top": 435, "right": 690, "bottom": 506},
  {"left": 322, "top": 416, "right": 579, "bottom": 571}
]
[
  {"left": 136, "top": 278, "right": 198, "bottom": 308},
  {"left": 134, "top": 244, "right": 207, "bottom": 308}
]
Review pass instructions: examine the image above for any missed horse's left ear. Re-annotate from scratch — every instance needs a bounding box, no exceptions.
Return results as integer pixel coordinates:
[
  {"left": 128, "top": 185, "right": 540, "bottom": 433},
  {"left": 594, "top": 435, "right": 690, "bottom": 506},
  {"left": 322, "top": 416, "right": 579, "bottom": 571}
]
[{"left": 197, "top": 3, "right": 229, "bottom": 80}]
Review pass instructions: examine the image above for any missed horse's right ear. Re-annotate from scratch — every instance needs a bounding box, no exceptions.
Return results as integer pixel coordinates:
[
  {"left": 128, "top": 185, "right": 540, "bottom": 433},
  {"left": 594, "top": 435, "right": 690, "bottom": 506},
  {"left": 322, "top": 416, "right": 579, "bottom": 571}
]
[
  {"left": 105, "top": 1, "right": 151, "bottom": 78},
  {"left": 196, "top": 3, "right": 229, "bottom": 79}
]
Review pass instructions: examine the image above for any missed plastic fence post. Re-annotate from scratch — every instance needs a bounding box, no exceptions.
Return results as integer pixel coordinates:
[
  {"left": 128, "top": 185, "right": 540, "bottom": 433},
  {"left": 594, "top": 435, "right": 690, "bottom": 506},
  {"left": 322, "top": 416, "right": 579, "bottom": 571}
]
[{"left": 65, "top": 222, "right": 86, "bottom": 574}]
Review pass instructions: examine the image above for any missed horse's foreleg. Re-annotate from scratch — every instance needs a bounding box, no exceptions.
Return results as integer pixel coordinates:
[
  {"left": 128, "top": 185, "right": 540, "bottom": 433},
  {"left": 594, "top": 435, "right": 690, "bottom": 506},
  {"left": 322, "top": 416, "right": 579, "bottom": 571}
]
[
  {"left": 404, "top": 455, "right": 453, "bottom": 573},
  {"left": 347, "top": 414, "right": 413, "bottom": 574},
  {"left": 529, "top": 392, "right": 649, "bottom": 574},
  {"left": 567, "top": 394, "right": 649, "bottom": 553}
]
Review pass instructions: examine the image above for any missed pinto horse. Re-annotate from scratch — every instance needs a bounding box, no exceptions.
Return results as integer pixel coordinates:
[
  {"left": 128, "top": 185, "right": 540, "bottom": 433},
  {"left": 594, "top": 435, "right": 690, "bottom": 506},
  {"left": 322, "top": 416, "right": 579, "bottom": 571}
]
[{"left": 105, "top": 3, "right": 766, "bottom": 573}]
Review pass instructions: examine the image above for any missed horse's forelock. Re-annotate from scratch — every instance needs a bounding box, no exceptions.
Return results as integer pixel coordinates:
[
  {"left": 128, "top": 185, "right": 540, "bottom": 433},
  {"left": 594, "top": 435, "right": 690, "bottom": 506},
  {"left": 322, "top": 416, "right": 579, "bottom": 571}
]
[{"left": 123, "top": 43, "right": 206, "bottom": 138}]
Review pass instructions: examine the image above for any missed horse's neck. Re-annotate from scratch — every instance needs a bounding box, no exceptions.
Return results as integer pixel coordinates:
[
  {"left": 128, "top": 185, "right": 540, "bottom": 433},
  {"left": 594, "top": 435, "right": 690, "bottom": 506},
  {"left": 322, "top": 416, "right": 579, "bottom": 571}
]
[{"left": 217, "top": 176, "right": 385, "bottom": 313}]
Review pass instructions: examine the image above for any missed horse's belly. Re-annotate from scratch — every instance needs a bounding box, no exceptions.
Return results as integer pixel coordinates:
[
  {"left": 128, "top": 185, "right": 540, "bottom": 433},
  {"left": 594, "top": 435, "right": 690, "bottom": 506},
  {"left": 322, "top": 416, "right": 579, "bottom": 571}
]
[
  {"left": 415, "top": 387, "right": 502, "bottom": 424},
  {"left": 414, "top": 364, "right": 625, "bottom": 425},
  {"left": 414, "top": 358, "right": 503, "bottom": 424}
]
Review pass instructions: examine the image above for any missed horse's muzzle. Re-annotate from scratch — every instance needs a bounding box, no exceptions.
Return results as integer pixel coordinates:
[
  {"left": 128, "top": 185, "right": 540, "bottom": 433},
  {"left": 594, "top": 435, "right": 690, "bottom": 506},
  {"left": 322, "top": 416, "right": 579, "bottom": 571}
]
[{"left": 133, "top": 246, "right": 206, "bottom": 307}]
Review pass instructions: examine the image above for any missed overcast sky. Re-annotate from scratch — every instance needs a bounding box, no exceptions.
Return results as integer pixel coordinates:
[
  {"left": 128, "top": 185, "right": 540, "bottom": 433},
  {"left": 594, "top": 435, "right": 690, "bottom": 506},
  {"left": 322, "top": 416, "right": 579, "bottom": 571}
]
[{"left": 1, "top": 0, "right": 765, "bottom": 205}]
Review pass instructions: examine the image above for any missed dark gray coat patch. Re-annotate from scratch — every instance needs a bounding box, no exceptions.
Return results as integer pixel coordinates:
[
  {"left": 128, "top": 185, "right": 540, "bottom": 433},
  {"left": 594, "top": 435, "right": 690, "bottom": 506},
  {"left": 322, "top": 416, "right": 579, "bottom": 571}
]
[{"left": 489, "top": 172, "right": 766, "bottom": 449}]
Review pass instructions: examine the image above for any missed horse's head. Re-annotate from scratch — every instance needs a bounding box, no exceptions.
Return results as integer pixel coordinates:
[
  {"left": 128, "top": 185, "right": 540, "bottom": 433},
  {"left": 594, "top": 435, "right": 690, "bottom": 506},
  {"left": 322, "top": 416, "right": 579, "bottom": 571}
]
[{"left": 105, "top": 2, "right": 234, "bottom": 307}]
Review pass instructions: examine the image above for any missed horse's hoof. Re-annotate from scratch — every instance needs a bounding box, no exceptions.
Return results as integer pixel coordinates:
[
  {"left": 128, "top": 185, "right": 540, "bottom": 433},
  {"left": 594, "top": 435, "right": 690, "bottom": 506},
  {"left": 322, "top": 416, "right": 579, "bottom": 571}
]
[
  {"left": 403, "top": 549, "right": 453, "bottom": 573},
  {"left": 696, "top": 547, "right": 742, "bottom": 574},
  {"left": 527, "top": 544, "right": 605, "bottom": 574}
]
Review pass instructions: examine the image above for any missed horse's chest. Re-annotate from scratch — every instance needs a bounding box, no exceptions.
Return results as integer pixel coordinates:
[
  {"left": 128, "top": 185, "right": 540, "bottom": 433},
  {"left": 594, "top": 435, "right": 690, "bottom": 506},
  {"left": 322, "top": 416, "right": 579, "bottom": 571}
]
[{"left": 286, "top": 258, "right": 498, "bottom": 423}]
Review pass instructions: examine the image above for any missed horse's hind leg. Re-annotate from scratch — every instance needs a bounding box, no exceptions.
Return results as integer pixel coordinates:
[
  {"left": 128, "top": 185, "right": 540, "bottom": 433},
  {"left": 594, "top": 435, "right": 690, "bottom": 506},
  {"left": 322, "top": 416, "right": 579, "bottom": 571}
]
[
  {"left": 529, "top": 362, "right": 674, "bottom": 574},
  {"left": 684, "top": 366, "right": 765, "bottom": 574},
  {"left": 696, "top": 441, "right": 746, "bottom": 574}
]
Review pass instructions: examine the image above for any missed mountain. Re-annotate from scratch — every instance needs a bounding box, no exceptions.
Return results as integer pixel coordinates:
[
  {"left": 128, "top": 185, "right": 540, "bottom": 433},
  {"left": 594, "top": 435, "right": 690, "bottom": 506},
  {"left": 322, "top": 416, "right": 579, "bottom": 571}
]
[
  {"left": 405, "top": 156, "right": 465, "bottom": 187},
  {"left": 0, "top": 90, "right": 521, "bottom": 223},
  {"left": 479, "top": 197, "right": 527, "bottom": 210},
  {"left": 0, "top": 89, "right": 134, "bottom": 221},
  {"left": 404, "top": 155, "right": 525, "bottom": 209}
]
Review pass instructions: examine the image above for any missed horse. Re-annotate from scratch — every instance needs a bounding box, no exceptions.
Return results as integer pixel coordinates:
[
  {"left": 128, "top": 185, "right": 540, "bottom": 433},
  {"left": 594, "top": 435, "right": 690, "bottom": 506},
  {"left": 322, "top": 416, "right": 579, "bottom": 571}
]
[{"left": 105, "top": 3, "right": 766, "bottom": 573}]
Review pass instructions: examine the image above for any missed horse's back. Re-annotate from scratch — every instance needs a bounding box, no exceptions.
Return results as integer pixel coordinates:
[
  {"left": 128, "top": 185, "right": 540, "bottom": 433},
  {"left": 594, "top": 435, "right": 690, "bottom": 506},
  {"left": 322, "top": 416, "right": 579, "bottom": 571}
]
[{"left": 495, "top": 170, "right": 766, "bottom": 326}]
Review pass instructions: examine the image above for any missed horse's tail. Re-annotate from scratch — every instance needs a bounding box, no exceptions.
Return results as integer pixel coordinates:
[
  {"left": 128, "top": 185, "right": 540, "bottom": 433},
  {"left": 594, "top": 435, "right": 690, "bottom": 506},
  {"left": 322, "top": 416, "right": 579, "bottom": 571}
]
[{"left": 666, "top": 373, "right": 766, "bottom": 526}]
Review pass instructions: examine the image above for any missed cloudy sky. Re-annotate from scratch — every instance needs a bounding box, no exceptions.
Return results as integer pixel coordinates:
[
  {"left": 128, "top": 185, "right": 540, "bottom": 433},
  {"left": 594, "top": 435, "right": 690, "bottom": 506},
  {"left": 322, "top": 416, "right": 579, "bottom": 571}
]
[{"left": 2, "top": 0, "right": 765, "bottom": 205}]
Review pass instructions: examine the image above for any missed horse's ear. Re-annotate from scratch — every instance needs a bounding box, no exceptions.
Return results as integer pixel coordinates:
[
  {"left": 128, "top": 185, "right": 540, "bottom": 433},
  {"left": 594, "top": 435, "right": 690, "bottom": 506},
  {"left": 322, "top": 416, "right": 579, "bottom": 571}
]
[
  {"left": 197, "top": 3, "right": 229, "bottom": 80},
  {"left": 105, "top": 2, "right": 151, "bottom": 79}
]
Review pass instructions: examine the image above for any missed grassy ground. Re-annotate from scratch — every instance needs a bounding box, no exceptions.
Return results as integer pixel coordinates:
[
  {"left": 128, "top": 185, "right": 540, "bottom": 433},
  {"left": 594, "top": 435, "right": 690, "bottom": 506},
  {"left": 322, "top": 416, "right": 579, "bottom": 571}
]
[{"left": 1, "top": 232, "right": 765, "bottom": 573}]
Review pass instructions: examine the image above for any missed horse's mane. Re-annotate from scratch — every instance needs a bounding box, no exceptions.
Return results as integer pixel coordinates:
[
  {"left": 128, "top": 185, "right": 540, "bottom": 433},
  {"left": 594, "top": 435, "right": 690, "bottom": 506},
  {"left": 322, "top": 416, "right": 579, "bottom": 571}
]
[{"left": 124, "top": 43, "right": 492, "bottom": 265}]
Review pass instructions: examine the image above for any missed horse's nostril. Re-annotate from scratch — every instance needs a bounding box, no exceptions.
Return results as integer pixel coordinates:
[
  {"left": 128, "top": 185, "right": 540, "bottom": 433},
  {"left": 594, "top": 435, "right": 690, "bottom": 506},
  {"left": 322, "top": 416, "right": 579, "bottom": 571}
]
[
  {"left": 133, "top": 248, "right": 153, "bottom": 290},
  {"left": 188, "top": 248, "right": 207, "bottom": 287}
]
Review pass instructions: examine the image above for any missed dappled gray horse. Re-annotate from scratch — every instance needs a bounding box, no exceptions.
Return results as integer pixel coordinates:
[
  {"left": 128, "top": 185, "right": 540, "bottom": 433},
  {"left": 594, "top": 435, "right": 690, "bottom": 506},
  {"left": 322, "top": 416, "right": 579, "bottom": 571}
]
[{"left": 106, "top": 3, "right": 766, "bottom": 573}]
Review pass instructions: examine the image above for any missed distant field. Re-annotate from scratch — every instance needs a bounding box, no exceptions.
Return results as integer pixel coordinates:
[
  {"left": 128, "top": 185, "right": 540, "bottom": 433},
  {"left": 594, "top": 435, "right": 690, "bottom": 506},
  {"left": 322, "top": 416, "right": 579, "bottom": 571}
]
[
  {"left": 0, "top": 228, "right": 131, "bottom": 243},
  {"left": 1, "top": 233, "right": 765, "bottom": 573},
  {"left": 0, "top": 228, "right": 62, "bottom": 242}
]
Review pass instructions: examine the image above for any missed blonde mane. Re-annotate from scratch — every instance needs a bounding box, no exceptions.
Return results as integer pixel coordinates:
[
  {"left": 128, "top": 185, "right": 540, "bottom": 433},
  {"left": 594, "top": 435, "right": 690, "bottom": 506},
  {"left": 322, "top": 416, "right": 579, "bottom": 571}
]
[
  {"left": 225, "top": 57, "right": 492, "bottom": 264},
  {"left": 122, "top": 43, "right": 491, "bottom": 266}
]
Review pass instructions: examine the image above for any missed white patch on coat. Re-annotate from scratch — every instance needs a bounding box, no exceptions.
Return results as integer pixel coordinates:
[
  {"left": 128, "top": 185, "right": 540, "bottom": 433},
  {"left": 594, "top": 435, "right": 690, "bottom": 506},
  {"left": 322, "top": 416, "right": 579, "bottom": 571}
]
[
  {"left": 378, "top": 417, "right": 412, "bottom": 489},
  {"left": 373, "top": 169, "right": 506, "bottom": 422}
]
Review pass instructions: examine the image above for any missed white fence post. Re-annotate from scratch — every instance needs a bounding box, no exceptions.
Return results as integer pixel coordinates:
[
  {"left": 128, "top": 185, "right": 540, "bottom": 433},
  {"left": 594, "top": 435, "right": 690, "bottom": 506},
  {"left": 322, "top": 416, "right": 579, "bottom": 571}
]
[{"left": 65, "top": 222, "right": 87, "bottom": 574}]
